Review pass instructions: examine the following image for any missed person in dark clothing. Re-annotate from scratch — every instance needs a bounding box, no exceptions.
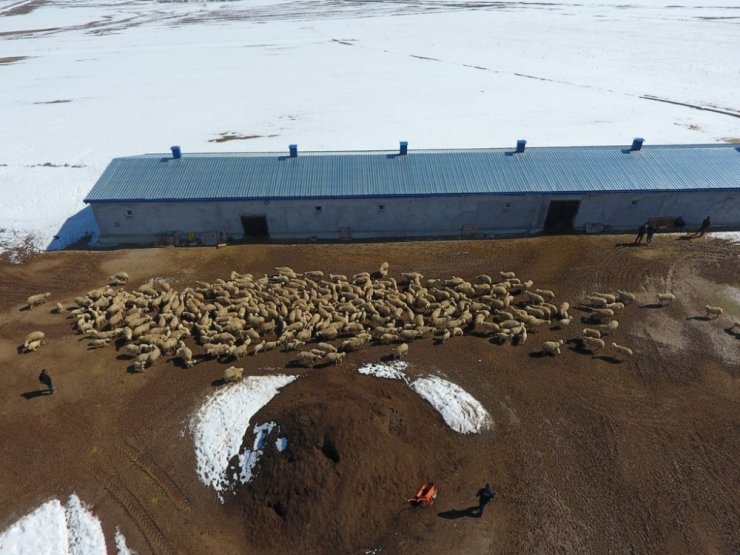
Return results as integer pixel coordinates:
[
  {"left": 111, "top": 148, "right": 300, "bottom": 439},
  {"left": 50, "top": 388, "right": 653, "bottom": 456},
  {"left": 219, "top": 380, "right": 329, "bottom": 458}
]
[
  {"left": 698, "top": 216, "right": 711, "bottom": 236},
  {"left": 38, "top": 369, "right": 54, "bottom": 394},
  {"left": 634, "top": 223, "right": 647, "bottom": 245},
  {"left": 645, "top": 224, "right": 656, "bottom": 245},
  {"left": 475, "top": 483, "right": 496, "bottom": 517}
]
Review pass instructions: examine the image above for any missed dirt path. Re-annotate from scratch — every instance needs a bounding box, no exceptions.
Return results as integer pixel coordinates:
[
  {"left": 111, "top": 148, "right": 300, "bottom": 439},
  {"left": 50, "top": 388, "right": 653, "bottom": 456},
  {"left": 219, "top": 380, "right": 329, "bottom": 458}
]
[{"left": 0, "top": 235, "right": 738, "bottom": 554}]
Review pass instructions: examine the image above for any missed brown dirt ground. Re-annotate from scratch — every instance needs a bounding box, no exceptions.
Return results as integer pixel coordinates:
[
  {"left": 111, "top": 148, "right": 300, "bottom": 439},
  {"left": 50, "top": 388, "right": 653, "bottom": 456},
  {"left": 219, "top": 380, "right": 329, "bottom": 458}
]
[{"left": 0, "top": 234, "right": 738, "bottom": 554}]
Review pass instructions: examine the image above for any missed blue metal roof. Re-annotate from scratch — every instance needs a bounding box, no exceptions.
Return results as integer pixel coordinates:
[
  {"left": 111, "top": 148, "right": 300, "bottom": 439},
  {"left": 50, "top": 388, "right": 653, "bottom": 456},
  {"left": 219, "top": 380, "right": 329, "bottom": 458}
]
[{"left": 84, "top": 144, "right": 740, "bottom": 203}]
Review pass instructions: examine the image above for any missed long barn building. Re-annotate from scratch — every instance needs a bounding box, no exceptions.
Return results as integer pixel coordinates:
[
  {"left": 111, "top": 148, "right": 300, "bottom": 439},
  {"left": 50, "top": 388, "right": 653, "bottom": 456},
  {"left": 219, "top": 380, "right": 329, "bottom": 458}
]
[{"left": 85, "top": 141, "right": 740, "bottom": 246}]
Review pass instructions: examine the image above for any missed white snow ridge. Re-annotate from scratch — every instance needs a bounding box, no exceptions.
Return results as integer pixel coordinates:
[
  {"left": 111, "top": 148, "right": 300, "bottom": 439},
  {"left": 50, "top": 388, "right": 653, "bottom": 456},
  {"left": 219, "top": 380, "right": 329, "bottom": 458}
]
[
  {"left": 410, "top": 375, "right": 492, "bottom": 434},
  {"left": 0, "top": 494, "right": 131, "bottom": 555},
  {"left": 189, "top": 374, "right": 297, "bottom": 495}
]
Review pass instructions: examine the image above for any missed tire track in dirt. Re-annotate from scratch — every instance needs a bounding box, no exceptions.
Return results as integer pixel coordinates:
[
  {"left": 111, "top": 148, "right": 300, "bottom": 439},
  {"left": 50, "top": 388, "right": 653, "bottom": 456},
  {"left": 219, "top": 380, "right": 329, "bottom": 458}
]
[
  {"left": 117, "top": 439, "right": 191, "bottom": 511},
  {"left": 105, "top": 477, "right": 177, "bottom": 555}
]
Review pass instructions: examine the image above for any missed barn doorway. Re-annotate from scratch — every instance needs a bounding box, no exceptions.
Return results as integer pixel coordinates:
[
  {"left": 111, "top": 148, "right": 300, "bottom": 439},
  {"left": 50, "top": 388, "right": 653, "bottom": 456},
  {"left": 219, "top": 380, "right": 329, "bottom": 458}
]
[
  {"left": 241, "top": 215, "right": 269, "bottom": 239},
  {"left": 543, "top": 200, "right": 580, "bottom": 233}
]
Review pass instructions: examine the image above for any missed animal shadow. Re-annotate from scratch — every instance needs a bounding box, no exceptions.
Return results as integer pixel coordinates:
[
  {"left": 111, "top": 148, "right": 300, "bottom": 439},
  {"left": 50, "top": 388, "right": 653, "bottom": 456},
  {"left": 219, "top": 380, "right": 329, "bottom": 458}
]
[
  {"left": 438, "top": 506, "right": 480, "bottom": 520},
  {"left": 686, "top": 315, "right": 711, "bottom": 321},
  {"left": 211, "top": 378, "right": 226, "bottom": 387},
  {"left": 379, "top": 354, "right": 396, "bottom": 362},
  {"left": 528, "top": 351, "right": 548, "bottom": 358},
  {"left": 20, "top": 389, "right": 50, "bottom": 400},
  {"left": 639, "top": 303, "right": 664, "bottom": 309},
  {"left": 593, "top": 355, "right": 622, "bottom": 364},
  {"left": 615, "top": 242, "right": 642, "bottom": 248}
]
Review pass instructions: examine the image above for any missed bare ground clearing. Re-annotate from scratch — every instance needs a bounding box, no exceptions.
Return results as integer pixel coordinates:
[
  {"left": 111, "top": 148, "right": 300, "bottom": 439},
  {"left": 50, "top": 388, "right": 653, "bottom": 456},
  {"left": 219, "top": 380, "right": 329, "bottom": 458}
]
[{"left": 0, "top": 235, "right": 738, "bottom": 554}]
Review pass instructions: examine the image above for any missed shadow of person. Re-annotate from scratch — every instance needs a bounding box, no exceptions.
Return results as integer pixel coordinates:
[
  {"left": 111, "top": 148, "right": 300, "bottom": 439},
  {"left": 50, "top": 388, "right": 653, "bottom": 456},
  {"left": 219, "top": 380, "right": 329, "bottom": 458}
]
[
  {"left": 438, "top": 506, "right": 480, "bottom": 520},
  {"left": 20, "top": 389, "right": 50, "bottom": 400},
  {"left": 615, "top": 242, "right": 641, "bottom": 248}
]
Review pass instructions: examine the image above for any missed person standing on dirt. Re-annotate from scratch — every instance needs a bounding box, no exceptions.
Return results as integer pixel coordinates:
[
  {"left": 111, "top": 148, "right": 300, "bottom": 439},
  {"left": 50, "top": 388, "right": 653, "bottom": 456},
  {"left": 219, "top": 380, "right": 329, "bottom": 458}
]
[
  {"left": 38, "top": 369, "right": 54, "bottom": 395},
  {"left": 475, "top": 483, "right": 496, "bottom": 517},
  {"left": 698, "top": 216, "right": 711, "bottom": 236},
  {"left": 645, "top": 224, "right": 656, "bottom": 245},
  {"left": 634, "top": 223, "right": 647, "bottom": 245}
]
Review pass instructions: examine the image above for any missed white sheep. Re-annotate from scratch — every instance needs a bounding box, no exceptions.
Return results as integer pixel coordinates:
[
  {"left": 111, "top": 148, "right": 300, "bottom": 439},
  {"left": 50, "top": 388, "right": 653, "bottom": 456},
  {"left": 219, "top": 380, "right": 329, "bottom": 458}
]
[
  {"left": 26, "top": 292, "right": 51, "bottom": 310},
  {"left": 542, "top": 340, "right": 564, "bottom": 356},
  {"left": 611, "top": 342, "right": 634, "bottom": 359},
  {"left": 52, "top": 302, "right": 65, "bottom": 314},
  {"left": 705, "top": 305, "right": 723, "bottom": 319},
  {"left": 392, "top": 343, "right": 409, "bottom": 359},
  {"left": 657, "top": 293, "right": 676, "bottom": 305},
  {"left": 534, "top": 288, "right": 555, "bottom": 300},
  {"left": 223, "top": 366, "right": 244, "bottom": 382},
  {"left": 23, "top": 331, "right": 45, "bottom": 349},
  {"left": 295, "top": 351, "right": 322, "bottom": 367},
  {"left": 89, "top": 338, "right": 110, "bottom": 349},
  {"left": 499, "top": 271, "right": 516, "bottom": 280},
  {"left": 591, "top": 308, "right": 615, "bottom": 321},
  {"left": 379, "top": 261, "right": 390, "bottom": 278},
  {"left": 551, "top": 317, "right": 572, "bottom": 329},
  {"left": 559, "top": 302, "right": 570, "bottom": 319},
  {"left": 526, "top": 292, "right": 545, "bottom": 305},
  {"left": 586, "top": 295, "right": 608, "bottom": 308},
  {"left": 582, "top": 336, "right": 605, "bottom": 352},
  {"left": 325, "top": 352, "right": 346, "bottom": 365},
  {"left": 24, "top": 339, "right": 44, "bottom": 352},
  {"left": 616, "top": 290, "right": 636, "bottom": 304},
  {"left": 593, "top": 292, "right": 617, "bottom": 303},
  {"left": 582, "top": 328, "right": 602, "bottom": 339},
  {"left": 176, "top": 341, "right": 194, "bottom": 367}
]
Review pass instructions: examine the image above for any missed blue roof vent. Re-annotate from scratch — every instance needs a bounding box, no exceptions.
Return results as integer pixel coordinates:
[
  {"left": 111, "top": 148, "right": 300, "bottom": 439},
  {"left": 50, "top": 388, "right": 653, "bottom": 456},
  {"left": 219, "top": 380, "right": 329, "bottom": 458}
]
[
  {"left": 171, "top": 145, "right": 182, "bottom": 159},
  {"left": 631, "top": 138, "right": 644, "bottom": 152},
  {"left": 289, "top": 144, "right": 298, "bottom": 158},
  {"left": 516, "top": 140, "right": 527, "bottom": 154},
  {"left": 400, "top": 141, "right": 408, "bottom": 156}
]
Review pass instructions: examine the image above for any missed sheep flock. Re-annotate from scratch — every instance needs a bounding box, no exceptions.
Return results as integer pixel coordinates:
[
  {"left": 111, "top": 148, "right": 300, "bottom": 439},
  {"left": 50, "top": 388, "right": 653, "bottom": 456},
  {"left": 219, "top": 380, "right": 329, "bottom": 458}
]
[{"left": 17, "top": 264, "right": 738, "bottom": 376}]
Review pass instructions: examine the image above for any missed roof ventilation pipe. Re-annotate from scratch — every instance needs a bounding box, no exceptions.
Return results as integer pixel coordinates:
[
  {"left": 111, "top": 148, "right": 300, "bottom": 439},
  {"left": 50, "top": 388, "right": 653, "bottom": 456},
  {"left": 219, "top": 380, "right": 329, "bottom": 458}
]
[
  {"left": 630, "top": 138, "right": 644, "bottom": 152},
  {"left": 400, "top": 141, "right": 408, "bottom": 156},
  {"left": 171, "top": 145, "right": 182, "bottom": 159},
  {"left": 515, "top": 140, "right": 526, "bottom": 154},
  {"left": 289, "top": 144, "right": 298, "bottom": 157}
]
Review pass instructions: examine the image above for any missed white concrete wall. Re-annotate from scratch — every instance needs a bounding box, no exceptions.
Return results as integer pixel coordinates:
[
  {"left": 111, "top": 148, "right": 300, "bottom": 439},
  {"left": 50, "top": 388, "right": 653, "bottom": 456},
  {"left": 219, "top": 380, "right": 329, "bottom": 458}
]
[{"left": 90, "top": 190, "right": 740, "bottom": 246}]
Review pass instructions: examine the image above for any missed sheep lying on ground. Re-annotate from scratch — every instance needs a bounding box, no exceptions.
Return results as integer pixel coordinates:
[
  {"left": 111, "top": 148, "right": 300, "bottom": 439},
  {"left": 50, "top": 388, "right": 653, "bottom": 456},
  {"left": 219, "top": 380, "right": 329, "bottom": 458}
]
[
  {"left": 611, "top": 342, "right": 634, "bottom": 359},
  {"left": 89, "top": 338, "right": 110, "bottom": 349},
  {"left": 392, "top": 343, "right": 409, "bottom": 359},
  {"left": 24, "top": 331, "right": 45, "bottom": 350},
  {"left": 542, "top": 340, "right": 564, "bottom": 356},
  {"left": 223, "top": 366, "right": 244, "bottom": 382},
  {"left": 26, "top": 292, "right": 51, "bottom": 310},
  {"left": 52, "top": 303, "right": 65, "bottom": 314},
  {"left": 705, "top": 305, "right": 723, "bottom": 319},
  {"left": 295, "top": 351, "right": 322, "bottom": 367},
  {"left": 657, "top": 293, "right": 676, "bottom": 305}
]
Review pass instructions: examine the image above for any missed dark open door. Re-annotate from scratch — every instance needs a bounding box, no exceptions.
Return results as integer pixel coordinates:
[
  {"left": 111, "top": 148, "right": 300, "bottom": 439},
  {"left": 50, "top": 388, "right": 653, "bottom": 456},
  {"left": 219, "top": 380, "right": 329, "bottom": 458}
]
[
  {"left": 543, "top": 200, "right": 580, "bottom": 233},
  {"left": 241, "top": 215, "right": 269, "bottom": 239}
]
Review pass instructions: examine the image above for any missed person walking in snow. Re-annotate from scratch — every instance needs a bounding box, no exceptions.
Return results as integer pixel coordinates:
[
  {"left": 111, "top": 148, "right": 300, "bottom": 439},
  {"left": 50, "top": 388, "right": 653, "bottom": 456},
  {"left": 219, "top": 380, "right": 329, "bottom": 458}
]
[
  {"left": 38, "top": 369, "right": 54, "bottom": 394},
  {"left": 475, "top": 483, "right": 496, "bottom": 517}
]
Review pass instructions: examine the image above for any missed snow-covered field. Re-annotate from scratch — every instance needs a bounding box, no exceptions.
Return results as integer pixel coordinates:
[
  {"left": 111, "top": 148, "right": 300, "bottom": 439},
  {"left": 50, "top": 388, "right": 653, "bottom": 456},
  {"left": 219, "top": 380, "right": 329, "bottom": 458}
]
[
  {"left": 0, "top": 494, "right": 132, "bottom": 555},
  {"left": 1, "top": 0, "right": 738, "bottom": 255}
]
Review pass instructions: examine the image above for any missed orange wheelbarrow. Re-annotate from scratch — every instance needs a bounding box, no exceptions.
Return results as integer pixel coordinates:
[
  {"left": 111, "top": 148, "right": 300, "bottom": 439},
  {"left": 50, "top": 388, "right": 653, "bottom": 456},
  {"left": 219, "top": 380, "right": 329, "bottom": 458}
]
[{"left": 407, "top": 482, "right": 438, "bottom": 507}]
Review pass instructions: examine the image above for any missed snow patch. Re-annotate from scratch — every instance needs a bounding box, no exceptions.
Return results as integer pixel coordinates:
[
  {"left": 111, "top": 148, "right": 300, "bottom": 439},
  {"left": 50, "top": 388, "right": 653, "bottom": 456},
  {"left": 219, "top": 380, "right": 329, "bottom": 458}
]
[
  {"left": 0, "top": 494, "right": 125, "bottom": 555},
  {"left": 276, "top": 436, "right": 288, "bottom": 452},
  {"left": 238, "top": 421, "right": 277, "bottom": 484},
  {"left": 410, "top": 375, "right": 493, "bottom": 434},
  {"left": 114, "top": 528, "right": 135, "bottom": 555},
  {"left": 710, "top": 232, "right": 740, "bottom": 245},
  {"left": 356, "top": 362, "right": 492, "bottom": 434},
  {"left": 64, "top": 495, "right": 106, "bottom": 555},
  {"left": 189, "top": 374, "right": 297, "bottom": 494},
  {"left": 357, "top": 361, "right": 409, "bottom": 382}
]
